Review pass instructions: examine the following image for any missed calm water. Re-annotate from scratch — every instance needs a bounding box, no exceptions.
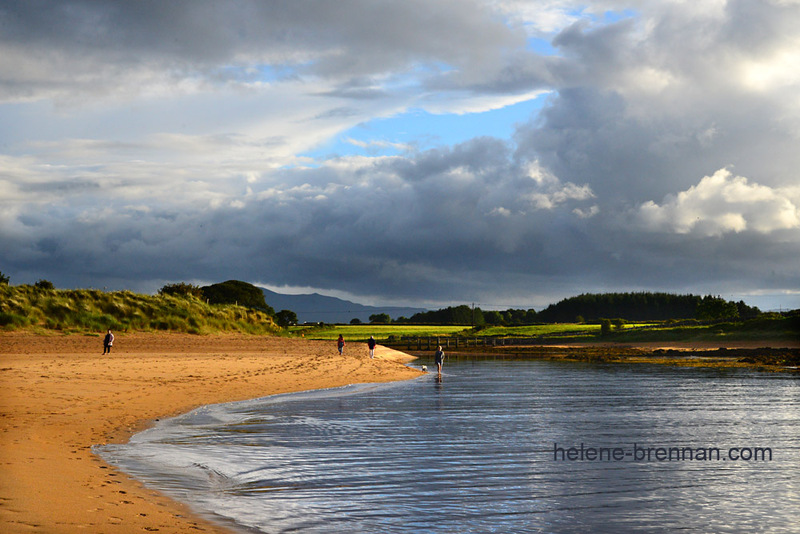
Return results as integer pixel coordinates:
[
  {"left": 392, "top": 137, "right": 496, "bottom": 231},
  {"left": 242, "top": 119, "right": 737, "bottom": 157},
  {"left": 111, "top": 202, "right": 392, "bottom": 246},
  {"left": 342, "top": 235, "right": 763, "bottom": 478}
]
[{"left": 96, "top": 360, "right": 800, "bottom": 533}]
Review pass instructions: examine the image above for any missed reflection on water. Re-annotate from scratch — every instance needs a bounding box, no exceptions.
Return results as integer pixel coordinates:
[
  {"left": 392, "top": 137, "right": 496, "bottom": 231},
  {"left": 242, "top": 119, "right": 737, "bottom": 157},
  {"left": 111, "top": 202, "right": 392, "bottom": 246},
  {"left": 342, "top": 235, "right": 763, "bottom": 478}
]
[{"left": 97, "top": 360, "right": 800, "bottom": 533}]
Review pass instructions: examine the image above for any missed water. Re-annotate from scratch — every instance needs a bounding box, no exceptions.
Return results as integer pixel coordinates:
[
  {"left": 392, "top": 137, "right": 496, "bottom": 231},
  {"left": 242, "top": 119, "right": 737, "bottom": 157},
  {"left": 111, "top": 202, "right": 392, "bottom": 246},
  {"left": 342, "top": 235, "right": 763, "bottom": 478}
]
[{"left": 96, "top": 360, "right": 800, "bottom": 533}]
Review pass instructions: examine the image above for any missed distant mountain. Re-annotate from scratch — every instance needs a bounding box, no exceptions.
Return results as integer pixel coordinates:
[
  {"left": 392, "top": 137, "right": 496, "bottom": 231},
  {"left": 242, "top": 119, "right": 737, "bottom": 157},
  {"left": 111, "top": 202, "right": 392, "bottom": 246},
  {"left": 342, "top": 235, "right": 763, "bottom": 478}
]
[{"left": 260, "top": 288, "right": 426, "bottom": 324}]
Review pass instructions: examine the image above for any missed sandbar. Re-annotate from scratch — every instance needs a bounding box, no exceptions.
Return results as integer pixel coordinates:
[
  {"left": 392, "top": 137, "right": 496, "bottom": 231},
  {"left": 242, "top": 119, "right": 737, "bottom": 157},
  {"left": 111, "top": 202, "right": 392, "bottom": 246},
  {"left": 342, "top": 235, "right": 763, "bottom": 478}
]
[{"left": 0, "top": 332, "right": 421, "bottom": 533}]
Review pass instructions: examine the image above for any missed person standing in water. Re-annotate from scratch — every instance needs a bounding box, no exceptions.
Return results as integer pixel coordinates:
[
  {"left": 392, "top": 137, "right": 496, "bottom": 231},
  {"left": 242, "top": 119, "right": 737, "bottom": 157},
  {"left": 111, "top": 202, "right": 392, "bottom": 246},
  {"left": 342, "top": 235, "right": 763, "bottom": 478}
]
[
  {"left": 367, "top": 335, "right": 377, "bottom": 358},
  {"left": 103, "top": 329, "right": 114, "bottom": 355},
  {"left": 434, "top": 345, "right": 445, "bottom": 378},
  {"left": 337, "top": 334, "right": 345, "bottom": 355}
]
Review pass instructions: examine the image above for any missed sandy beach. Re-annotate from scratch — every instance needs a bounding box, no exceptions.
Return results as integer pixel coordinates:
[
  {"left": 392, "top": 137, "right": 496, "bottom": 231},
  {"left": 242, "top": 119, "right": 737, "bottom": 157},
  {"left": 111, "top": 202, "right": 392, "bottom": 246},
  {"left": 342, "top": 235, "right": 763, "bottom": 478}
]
[{"left": 0, "top": 332, "right": 422, "bottom": 533}]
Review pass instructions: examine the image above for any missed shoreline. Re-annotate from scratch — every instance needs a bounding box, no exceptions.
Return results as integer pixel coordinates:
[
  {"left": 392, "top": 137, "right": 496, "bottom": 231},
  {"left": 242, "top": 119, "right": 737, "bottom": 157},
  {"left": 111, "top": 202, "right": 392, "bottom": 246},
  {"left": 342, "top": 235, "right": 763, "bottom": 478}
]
[
  {"left": 399, "top": 341, "right": 800, "bottom": 372},
  {"left": 0, "top": 332, "right": 422, "bottom": 533}
]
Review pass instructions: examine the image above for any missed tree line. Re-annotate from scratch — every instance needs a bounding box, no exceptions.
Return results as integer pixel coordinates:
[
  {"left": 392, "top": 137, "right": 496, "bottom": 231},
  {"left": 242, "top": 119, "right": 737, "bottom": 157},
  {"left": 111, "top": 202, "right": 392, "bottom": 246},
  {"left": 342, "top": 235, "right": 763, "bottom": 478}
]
[
  {"left": 375, "top": 293, "right": 762, "bottom": 326},
  {"left": 536, "top": 292, "right": 760, "bottom": 323}
]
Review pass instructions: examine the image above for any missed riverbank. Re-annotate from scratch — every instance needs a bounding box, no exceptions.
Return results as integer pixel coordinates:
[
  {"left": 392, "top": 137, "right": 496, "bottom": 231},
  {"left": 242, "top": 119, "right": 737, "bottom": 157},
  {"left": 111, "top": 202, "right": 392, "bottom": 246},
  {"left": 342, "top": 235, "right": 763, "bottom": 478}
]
[
  {"left": 401, "top": 341, "right": 800, "bottom": 372},
  {"left": 0, "top": 332, "right": 422, "bottom": 533}
]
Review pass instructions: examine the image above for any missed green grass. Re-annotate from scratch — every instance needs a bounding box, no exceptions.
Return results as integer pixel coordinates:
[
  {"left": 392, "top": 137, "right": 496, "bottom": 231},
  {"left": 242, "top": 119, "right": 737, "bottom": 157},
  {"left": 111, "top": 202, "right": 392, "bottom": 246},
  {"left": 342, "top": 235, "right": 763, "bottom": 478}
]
[
  {"left": 289, "top": 324, "right": 467, "bottom": 341},
  {"left": 0, "top": 284, "right": 279, "bottom": 335},
  {"left": 291, "top": 322, "right": 651, "bottom": 341},
  {"left": 588, "top": 316, "right": 799, "bottom": 344},
  {"left": 291, "top": 316, "right": 798, "bottom": 345},
  {"left": 475, "top": 324, "right": 601, "bottom": 337}
]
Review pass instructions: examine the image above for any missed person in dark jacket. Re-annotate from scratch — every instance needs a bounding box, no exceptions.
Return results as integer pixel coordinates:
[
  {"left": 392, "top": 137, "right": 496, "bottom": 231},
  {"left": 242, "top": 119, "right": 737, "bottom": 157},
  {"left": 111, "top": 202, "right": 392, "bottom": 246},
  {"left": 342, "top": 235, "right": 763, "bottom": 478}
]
[
  {"left": 368, "top": 336, "right": 377, "bottom": 358},
  {"left": 434, "top": 345, "right": 445, "bottom": 378},
  {"left": 103, "top": 329, "right": 114, "bottom": 355}
]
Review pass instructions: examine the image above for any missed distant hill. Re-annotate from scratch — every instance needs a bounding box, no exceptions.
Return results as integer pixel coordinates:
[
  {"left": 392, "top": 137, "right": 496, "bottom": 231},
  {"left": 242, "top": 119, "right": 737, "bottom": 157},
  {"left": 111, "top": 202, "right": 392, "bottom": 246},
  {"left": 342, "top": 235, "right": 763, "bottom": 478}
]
[{"left": 260, "top": 288, "right": 425, "bottom": 324}]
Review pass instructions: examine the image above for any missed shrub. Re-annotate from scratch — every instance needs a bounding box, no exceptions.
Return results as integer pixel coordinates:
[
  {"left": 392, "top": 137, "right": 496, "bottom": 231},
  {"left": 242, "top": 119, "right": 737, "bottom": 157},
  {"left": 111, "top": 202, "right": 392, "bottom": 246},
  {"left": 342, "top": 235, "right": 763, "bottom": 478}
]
[
  {"left": 0, "top": 312, "right": 29, "bottom": 328},
  {"left": 34, "top": 279, "right": 55, "bottom": 290},
  {"left": 369, "top": 313, "right": 391, "bottom": 324},
  {"left": 600, "top": 319, "right": 612, "bottom": 336},
  {"left": 159, "top": 282, "right": 204, "bottom": 298},
  {"left": 276, "top": 309, "right": 298, "bottom": 327}
]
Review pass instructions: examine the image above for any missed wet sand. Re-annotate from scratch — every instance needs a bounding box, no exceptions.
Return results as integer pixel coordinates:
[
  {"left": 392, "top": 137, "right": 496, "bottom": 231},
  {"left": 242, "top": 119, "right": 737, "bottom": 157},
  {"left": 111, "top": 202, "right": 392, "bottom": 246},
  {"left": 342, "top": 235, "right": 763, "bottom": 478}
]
[{"left": 0, "top": 332, "right": 421, "bottom": 533}]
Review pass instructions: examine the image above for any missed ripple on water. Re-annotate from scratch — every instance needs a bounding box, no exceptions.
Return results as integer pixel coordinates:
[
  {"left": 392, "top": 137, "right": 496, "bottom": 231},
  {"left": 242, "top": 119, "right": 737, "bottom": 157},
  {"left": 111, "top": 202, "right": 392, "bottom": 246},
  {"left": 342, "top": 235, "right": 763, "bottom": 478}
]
[{"left": 97, "top": 361, "right": 800, "bottom": 534}]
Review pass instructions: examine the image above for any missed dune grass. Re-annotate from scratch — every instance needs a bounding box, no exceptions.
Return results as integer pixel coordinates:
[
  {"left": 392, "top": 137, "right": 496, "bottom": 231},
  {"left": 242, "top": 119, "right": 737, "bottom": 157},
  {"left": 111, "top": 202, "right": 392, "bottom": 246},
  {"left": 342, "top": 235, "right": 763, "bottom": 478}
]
[{"left": 0, "top": 284, "right": 278, "bottom": 335}]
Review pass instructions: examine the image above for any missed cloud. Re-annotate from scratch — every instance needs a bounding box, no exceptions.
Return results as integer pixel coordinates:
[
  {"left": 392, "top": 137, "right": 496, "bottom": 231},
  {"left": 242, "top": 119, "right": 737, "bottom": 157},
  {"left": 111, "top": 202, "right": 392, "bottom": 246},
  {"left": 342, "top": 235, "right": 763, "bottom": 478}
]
[
  {"left": 0, "top": 135, "right": 601, "bottom": 299},
  {"left": 0, "top": 0, "right": 524, "bottom": 102},
  {"left": 637, "top": 169, "right": 800, "bottom": 236},
  {"left": 2, "top": 1, "right": 800, "bottom": 311}
]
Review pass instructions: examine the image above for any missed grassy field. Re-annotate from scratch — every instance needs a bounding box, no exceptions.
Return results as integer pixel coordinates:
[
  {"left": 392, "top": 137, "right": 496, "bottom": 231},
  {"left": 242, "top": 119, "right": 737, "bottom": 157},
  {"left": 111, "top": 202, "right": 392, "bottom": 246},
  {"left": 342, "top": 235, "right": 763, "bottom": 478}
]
[
  {"left": 290, "top": 322, "right": 653, "bottom": 341},
  {"left": 291, "top": 317, "right": 798, "bottom": 345},
  {"left": 599, "top": 316, "right": 799, "bottom": 344},
  {"left": 289, "top": 324, "right": 467, "bottom": 341},
  {"left": 0, "top": 284, "right": 279, "bottom": 335},
  {"left": 475, "top": 324, "right": 602, "bottom": 337}
]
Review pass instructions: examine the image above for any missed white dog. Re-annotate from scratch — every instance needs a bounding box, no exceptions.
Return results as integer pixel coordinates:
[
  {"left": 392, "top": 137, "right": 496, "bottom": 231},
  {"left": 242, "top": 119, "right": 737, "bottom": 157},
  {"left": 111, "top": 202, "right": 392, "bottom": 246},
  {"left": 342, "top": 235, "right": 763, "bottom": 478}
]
[{"left": 421, "top": 365, "right": 427, "bottom": 372}]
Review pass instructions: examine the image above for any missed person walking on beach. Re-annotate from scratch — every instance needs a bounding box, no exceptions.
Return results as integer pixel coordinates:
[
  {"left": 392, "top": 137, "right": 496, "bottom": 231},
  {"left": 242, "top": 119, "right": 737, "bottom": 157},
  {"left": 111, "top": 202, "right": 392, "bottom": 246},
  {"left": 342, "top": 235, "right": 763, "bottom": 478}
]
[
  {"left": 434, "top": 345, "right": 445, "bottom": 378},
  {"left": 367, "top": 335, "right": 377, "bottom": 358},
  {"left": 337, "top": 334, "right": 345, "bottom": 355},
  {"left": 103, "top": 329, "right": 114, "bottom": 355}
]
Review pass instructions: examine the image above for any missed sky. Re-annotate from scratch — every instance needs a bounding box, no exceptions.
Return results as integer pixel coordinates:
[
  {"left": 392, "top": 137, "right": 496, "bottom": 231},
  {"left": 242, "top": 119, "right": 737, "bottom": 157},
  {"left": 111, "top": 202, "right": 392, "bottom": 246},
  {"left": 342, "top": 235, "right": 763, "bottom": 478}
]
[{"left": 1, "top": 0, "right": 799, "bottom": 312}]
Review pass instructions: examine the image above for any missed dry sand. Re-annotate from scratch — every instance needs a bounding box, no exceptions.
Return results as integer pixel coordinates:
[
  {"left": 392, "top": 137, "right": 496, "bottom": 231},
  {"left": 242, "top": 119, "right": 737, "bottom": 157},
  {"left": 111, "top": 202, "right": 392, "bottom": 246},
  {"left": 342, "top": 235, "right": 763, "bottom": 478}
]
[{"left": 0, "top": 332, "right": 422, "bottom": 533}]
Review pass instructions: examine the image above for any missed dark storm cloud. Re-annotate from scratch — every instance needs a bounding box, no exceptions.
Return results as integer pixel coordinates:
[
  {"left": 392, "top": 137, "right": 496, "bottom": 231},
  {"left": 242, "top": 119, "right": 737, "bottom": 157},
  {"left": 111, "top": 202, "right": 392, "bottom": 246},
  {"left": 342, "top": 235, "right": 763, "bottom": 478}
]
[
  {"left": 2, "top": 130, "right": 798, "bottom": 306},
  {"left": 0, "top": 0, "right": 522, "bottom": 102},
  {"left": 2, "top": 135, "right": 601, "bottom": 301}
]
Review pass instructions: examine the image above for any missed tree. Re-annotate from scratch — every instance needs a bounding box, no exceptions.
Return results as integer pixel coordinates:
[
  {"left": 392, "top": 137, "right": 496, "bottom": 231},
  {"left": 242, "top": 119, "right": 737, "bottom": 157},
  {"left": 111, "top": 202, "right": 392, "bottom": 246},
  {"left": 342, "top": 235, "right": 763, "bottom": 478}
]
[
  {"left": 159, "top": 282, "right": 203, "bottom": 298},
  {"left": 736, "top": 300, "right": 761, "bottom": 320},
  {"left": 350, "top": 318, "right": 362, "bottom": 325},
  {"left": 200, "top": 280, "right": 275, "bottom": 315},
  {"left": 696, "top": 295, "right": 739, "bottom": 321},
  {"left": 0, "top": 271, "right": 8, "bottom": 285},
  {"left": 405, "top": 305, "right": 484, "bottom": 325},
  {"left": 369, "top": 313, "right": 391, "bottom": 324},
  {"left": 483, "top": 310, "right": 504, "bottom": 325},
  {"left": 275, "top": 309, "right": 298, "bottom": 327}
]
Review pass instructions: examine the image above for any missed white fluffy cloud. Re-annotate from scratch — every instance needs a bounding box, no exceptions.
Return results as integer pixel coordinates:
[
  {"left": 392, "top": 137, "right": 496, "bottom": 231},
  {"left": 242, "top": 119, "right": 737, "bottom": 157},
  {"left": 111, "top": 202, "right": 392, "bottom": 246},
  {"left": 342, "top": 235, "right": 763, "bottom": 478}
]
[{"left": 638, "top": 169, "right": 800, "bottom": 236}]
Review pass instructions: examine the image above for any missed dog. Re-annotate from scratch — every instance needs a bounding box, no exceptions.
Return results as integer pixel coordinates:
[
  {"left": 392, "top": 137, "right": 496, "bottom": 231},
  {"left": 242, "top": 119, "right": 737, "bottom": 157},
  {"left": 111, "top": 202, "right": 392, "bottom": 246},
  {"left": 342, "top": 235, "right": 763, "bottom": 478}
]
[{"left": 421, "top": 365, "right": 427, "bottom": 372}]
